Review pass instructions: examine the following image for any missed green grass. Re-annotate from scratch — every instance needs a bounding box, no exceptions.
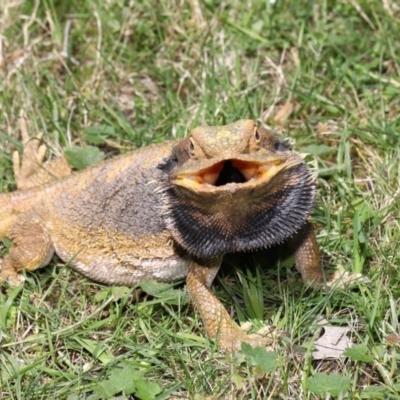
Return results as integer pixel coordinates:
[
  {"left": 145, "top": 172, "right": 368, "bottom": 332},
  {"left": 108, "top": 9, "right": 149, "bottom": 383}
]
[{"left": 1, "top": 0, "right": 400, "bottom": 398}]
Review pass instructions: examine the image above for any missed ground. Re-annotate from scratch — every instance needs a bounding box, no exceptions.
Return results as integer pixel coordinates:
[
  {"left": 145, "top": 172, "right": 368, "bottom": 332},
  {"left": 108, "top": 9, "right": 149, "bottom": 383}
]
[{"left": 0, "top": 0, "right": 400, "bottom": 399}]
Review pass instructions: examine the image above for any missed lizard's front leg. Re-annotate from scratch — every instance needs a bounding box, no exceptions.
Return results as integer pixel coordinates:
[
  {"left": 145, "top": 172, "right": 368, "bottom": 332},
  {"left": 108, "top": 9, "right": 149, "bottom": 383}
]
[
  {"left": 289, "top": 220, "right": 366, "bottom": 288},
  {"left": 0, "top": 215, "right": 54, "bottom": 286},
  {"left": 186, "top": 257, "right": 274, "bottom": 352}
]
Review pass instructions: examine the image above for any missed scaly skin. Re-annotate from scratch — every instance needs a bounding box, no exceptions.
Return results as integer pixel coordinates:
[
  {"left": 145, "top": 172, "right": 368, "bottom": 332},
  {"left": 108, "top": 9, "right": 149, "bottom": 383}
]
[{"left": 0, "top": 119, "right": 326, "bottom": 351}]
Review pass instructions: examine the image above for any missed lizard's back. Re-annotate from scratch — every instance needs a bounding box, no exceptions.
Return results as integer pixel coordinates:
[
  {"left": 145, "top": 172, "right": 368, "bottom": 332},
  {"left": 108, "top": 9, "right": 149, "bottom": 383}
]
[{"left": 1, "top": 139, "right": 189, "bottom": 285}]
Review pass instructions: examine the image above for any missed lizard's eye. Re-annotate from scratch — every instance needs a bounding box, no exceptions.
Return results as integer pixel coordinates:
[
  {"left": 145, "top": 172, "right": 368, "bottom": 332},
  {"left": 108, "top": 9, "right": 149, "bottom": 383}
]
[{"left": 254, "top": 127, "right": 261, "bottom": 142}]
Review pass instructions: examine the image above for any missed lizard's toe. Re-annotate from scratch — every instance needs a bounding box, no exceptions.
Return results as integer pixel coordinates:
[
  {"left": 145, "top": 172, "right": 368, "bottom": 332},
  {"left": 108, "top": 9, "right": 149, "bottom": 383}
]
[
  {"left": 219, "top": 324, "right": 283, "bottom": 352},
  {"left": 326, "top": 271, "right": 370, "bottom": 289},
  {"left": 0, "top": 270, "right": 26, "bottom": 287},
  {"left": 239, "top": 321, "right": 253, "bottom": 332}
]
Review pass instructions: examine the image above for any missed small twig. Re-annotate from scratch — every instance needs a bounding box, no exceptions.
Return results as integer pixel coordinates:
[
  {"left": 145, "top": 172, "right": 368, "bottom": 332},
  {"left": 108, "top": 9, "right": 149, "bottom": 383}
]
[
  {"left": 382, "top": 0, "right": 394, "bottom": 16},
  {"left": 60, "top": 19, "right": 72, "bottom": 59},
  {"left": 22, "top": 0, "right": 40, "bottom": 47},
  {"left": 189, "top": 0, "right": 205, "bottom": 27},
  {"left": 0, "top": 48, "right": 26, "bottom": 70},
  {"left": 87, "top": 8, "right": 103, "bottom": 91},
  {"left": 261, "top": 52, "right": 287, "bottom": 121},
  {"left": 348, "top": 0, "right": 376, "bottom": 30},
  {"left": 0, "top": 37, "right": 41, "bottom": 71},
  {"left": 37, "top": 19, "right": 78, "bottom": 65}
]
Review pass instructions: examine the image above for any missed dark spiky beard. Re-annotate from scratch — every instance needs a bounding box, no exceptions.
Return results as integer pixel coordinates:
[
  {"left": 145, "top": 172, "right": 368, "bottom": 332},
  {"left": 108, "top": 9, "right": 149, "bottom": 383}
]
[{"left": 162, "top": 163, "right": 316, "bottom": 259}]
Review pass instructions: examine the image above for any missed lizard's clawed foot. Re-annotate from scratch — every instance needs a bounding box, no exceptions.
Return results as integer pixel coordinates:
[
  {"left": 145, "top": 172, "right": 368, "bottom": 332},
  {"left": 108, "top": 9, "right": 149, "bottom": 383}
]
[
  {"left": 12, "top": 116, "right": 72, "bottom": 189},
  {"left": 0, "top": 261, "right": 26, "bottom": 287},
  {"left": 218, "top": 323, "right": 282, "bottom": 352},
  {"left": 13, "top": 117, "right": 47, "bottom": 190},
  {"left": 326, "top": 270, "right": 370, "bottom": 289}
]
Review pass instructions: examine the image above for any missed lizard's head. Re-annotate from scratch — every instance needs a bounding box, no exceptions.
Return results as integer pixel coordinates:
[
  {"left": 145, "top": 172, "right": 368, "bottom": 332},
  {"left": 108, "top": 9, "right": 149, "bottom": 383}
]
[{"left": 160, "top": 119, "right": 316, "bottom": 258}]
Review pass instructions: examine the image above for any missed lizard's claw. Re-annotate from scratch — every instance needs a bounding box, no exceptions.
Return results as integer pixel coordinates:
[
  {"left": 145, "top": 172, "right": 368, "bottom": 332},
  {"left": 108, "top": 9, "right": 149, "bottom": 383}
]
[
  {"left": 326, "top": 270, "right": 370, "bottom": 289},
  {"left": 220, "top": 323, "right": 285, "bottom": 352},
  {"left": 0, "top": 260, "right": 26, "bottom": 286},
  {"left": 13, "top": 117, "right": 47, "bottom": 190}
]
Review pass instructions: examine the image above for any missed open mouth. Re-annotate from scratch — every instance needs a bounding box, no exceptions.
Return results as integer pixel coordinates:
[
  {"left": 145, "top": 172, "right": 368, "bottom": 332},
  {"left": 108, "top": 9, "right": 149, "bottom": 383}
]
[{"left": 177, "top": 159, "right": 278, "bottom": 188}]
